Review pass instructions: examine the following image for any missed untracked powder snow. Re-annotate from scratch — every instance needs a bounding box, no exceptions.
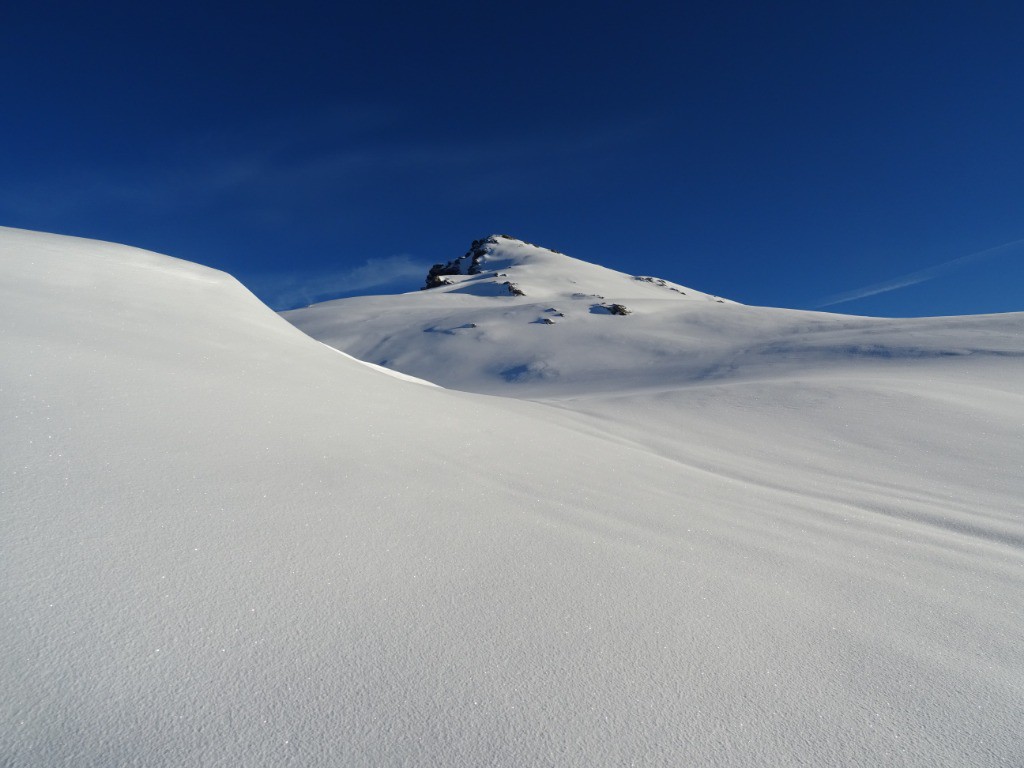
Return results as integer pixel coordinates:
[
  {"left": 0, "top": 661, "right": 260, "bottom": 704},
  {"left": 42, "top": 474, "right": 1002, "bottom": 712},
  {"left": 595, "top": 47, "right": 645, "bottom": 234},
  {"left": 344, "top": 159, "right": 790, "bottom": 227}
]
[{"left": 3, "top": 228, "right": 1023, "bottom": 766}]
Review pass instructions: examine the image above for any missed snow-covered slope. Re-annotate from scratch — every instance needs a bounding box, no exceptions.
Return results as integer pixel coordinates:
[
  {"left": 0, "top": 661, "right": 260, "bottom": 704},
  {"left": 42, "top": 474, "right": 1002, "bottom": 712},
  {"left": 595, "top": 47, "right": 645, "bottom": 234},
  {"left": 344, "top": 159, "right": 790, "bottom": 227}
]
[
  {"left": 420, "top": 234, "right": 729, "bottom": 302},
  {"left": 4, "top": 227, "right": 1024, "bottom": 766},
  {"left": 285, "top": 234, "right": 1023, "bottom": 398}
]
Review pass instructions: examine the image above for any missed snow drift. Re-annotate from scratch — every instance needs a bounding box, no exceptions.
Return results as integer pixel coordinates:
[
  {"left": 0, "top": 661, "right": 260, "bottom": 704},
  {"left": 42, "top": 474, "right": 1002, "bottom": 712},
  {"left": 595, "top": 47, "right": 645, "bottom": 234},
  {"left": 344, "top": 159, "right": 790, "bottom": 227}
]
[{"left": 3, "top": 227, "right": 1023, "bottom": 766}]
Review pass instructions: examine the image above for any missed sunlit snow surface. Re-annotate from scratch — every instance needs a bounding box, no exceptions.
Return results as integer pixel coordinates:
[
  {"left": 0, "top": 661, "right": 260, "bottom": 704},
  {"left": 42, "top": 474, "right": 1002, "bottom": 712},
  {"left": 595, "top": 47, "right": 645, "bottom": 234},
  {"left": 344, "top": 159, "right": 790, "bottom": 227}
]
[{"left": 4, "top": 228, "right": 1024, "bottom": 766}]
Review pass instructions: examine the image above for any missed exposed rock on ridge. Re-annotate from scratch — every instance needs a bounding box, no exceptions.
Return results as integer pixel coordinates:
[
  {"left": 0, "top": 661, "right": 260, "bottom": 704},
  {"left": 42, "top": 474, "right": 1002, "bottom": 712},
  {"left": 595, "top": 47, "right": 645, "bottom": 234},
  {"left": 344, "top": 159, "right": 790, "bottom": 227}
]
[{"left": 423, "top": 234, "right": 518, "bottom": 289}]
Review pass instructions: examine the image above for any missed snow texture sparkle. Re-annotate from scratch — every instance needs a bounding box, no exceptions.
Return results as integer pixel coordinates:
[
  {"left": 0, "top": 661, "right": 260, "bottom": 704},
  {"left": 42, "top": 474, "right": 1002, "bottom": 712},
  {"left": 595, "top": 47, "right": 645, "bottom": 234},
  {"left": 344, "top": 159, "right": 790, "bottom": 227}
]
[{"left": 2, "top": 228, "right": 1023, "bottom": 766}]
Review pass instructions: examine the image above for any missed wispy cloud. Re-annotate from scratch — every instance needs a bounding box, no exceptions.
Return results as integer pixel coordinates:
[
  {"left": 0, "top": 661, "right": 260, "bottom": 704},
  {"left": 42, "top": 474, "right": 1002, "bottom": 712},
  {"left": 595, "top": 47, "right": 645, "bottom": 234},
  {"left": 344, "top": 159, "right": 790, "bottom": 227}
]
[
  {"left": 243, "top": 254, "right": 429, "bottom": 310},
  {"left": 815, "top": 237, "right": 1024, "bottom": 308},
  {"left": 0, "top": 110, "right": 660, "bottom": 222}
]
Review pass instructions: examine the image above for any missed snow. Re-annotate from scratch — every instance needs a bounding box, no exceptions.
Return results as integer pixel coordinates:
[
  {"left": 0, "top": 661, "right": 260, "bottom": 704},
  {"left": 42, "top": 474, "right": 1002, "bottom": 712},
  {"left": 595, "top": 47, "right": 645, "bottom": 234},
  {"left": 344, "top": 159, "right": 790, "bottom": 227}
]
[{"left": 4, "top": 227, "right": 1024, "bottom": 766}]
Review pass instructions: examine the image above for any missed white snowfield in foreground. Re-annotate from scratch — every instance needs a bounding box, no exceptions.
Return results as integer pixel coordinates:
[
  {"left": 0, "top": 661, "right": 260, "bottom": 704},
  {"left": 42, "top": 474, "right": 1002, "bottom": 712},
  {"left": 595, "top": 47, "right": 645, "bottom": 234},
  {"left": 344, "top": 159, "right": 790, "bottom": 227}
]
[{"left": 3, "top": 228, "right": 1023, "bottom": 767}]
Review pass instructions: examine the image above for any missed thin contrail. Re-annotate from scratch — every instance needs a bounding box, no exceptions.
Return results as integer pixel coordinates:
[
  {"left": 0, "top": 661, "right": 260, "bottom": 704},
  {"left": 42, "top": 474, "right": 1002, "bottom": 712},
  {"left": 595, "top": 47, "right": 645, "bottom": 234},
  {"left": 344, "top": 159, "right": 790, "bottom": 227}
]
[{"left": 815, "top": 236, "right": 1024, "bottom": 308}]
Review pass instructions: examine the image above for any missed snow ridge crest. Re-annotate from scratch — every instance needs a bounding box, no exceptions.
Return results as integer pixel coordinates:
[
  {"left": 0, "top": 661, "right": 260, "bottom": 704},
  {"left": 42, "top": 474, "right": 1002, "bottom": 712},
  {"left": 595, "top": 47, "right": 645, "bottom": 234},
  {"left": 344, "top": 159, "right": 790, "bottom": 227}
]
[{"left": 423, "top": 234, "right": 528, "bottom": 289}]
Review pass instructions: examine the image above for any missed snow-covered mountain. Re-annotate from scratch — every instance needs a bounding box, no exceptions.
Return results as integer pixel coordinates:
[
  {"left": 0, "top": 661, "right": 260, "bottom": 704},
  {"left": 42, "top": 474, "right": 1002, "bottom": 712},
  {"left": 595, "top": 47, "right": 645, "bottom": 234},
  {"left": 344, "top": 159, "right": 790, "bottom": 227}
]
[
  {"left": 285, "top": 234, "right": 1023, "bottom": 397},
  {"left": 4, "top": 226, "right": 1024, "bottom": 767},
  {"left": 419, "top": 234, "right": 728, "bottom": 303}
]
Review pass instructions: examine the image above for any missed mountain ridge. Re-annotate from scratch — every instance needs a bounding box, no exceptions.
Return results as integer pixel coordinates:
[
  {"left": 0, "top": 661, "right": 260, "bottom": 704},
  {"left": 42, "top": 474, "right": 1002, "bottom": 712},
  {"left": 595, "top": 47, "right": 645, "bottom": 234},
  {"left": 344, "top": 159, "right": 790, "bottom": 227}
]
[
  {"left": 284, "top": 234, "right": 1022, "bottom": 397},
  {"left": 416, "top": 233, "right": 730, "bottom": 304}
]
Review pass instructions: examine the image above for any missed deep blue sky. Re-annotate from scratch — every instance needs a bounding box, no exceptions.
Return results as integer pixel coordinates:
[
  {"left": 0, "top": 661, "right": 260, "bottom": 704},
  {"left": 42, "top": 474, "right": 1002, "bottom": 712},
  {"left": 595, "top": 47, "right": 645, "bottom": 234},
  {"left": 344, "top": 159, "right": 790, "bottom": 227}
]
[{"left": 3, "top": 1, "right": 1023, "bottom": 315}]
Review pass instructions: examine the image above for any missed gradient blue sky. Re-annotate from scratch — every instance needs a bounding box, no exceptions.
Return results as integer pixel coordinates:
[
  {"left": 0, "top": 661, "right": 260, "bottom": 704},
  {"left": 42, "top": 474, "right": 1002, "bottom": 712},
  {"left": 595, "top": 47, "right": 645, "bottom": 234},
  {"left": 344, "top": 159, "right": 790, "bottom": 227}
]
[{"left": 3, "top": 1, "right": 1023, "bottom": 315}]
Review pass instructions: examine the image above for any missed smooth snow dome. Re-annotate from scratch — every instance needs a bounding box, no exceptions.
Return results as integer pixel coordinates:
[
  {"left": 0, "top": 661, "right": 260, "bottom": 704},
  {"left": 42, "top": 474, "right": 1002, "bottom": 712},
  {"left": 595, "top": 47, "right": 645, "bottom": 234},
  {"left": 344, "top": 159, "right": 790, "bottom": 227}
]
[{"left": 4, "top": 227, "right": 1024, "bottom": 766}]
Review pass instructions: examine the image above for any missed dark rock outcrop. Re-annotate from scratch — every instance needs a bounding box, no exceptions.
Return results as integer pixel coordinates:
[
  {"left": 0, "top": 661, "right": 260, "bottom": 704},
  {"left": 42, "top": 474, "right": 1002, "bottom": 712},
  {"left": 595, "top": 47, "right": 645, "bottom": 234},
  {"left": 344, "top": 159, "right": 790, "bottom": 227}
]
[
  {"left": 503, "top": 281, "right": 526, "bottom": 297},
  {"left": 423, "top": 269, "right": 456, "bottom": 289},
  {"left": 592, "top": 303, "right": 632, "bottom": 316},
  {"left": 422, "top": 235, "right": 512, "bottom": 289}
]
